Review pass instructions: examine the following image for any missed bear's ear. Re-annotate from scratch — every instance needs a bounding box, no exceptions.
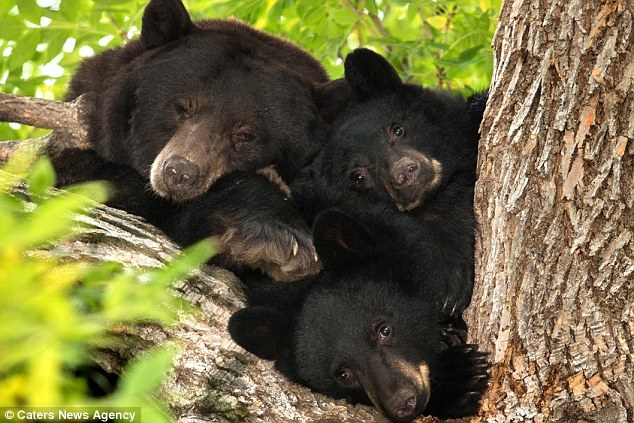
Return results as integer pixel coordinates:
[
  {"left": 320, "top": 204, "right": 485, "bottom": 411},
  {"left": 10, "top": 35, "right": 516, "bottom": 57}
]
[
  {"left": 466, "top": 89, "right": 489, "bottom": 125},
  {"left": 344, "top": 48, "right": 402, "bottom": 101},
  {"left": 228, "top": 306, "right": 290, "bottom": 360},
  {"left": 312, "top": 78, "right": 352, "bottom": 124},
  {"left": 313, "top": 209, "right": 377, "bottom": 270},
  {"left": 141, "top": 0, "right": 193, "bottom": 49}
]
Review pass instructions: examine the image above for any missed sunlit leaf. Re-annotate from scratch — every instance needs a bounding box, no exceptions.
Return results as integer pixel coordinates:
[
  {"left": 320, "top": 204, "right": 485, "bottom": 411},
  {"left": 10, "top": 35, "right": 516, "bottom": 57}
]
[
  {"left": 426, "top": 16, "right": 447, "bottom": 30},
  {"left": 26, "top": 156, "right": 56, "bottom": 198},
  {"left": 7, "top": 29, "right": 41, "bottom": 71},
  {"left": 480, "top": 0, "right": 492, "bottom": 11}
]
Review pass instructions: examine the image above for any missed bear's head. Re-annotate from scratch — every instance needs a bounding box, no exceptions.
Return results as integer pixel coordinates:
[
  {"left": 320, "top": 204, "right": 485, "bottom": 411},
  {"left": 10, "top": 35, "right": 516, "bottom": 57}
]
[
  {"left": 228, "top": 209, "right": 442, "bottom": 422},
  {"left": 132, "top": 51, "right": 333, "bottom": 201},
  {"left": 302, "top": 48, "right": 484, "bottom": 212},
  {"left": 87, "top": 0, "right": 348, "bottom": 202}
]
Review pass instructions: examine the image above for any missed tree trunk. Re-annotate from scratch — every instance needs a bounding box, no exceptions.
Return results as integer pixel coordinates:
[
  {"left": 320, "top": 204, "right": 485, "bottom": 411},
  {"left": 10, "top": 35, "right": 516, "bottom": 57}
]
[{"left": 467, "top": 0, "right": 633, "bottom": 421}]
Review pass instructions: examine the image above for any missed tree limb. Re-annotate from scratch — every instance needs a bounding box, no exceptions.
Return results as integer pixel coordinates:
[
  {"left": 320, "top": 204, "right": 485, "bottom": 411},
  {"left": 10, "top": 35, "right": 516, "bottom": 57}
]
[
  {"left": 45, "top": 196, "right": 391, "bottom": 422},
  {"left": 0, "top": 93, "right": 91, "bottom": 165}
]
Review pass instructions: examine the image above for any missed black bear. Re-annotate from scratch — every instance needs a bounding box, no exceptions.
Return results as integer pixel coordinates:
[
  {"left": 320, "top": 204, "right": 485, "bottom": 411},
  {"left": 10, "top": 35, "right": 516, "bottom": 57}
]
[
  {"left": 292, "top": 48, "right": 487, "bottom": 313},
  {"left": 65, "top": 0, "right": 342, "bottom": 202},
  {"left": 229, "top": 209, "right": 489, "bottom": 422},
  {"left": 52, "top": 0, "right": 351, "bottom": 280}
]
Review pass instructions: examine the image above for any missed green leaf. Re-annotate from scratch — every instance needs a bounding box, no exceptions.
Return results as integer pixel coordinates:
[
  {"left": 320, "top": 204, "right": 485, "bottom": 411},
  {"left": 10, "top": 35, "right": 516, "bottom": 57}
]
[
  {"left": 458, "top": 44, "right": 483, "bottom": 62},
  {"left": 0, "top": 193, "right": 25, "bottom": 216},
  {"left": 0, "top": 16, "right": 24, "bottom": 39},
  {"left": 330, "top": 7, "right": 356, "bottom": 27},
  {"left": 365, "top": 0, "right": 378, "bottom": 16},
  {"left": 153, "top": 239, "right": 216, "bottom": 284},
  {"left": 59, "top": 0, "right": 84, "bottom": 22},
  {"left": 6, "top": 196, "right": 85, "bottom": 249},
  {"left": 64, "top": 180, "right": 111, "bottom": 204},
  {"left": 0, "top": 150, "right": 38, "bottom": 184},
  {"left": 17, "top": 0, "right": 42, "bottom": 23},
  {"left": 42, "top": 30, "right": 72, "bottom": 62},
  {"left": 26, "top": 156, "right": 56, "bottom": 198},
  {"left": 8, "top": 29, "right": 41, "bottom": 71}
]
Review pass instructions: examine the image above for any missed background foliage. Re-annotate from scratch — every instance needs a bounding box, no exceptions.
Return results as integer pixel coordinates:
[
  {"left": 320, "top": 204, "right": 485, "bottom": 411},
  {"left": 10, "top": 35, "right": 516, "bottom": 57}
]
[
  {"left": 0, "top": 153, "right": 214, "bottom": 414},
  {"left": 0, "top": 0, "right": 500, "bottom": 140}
]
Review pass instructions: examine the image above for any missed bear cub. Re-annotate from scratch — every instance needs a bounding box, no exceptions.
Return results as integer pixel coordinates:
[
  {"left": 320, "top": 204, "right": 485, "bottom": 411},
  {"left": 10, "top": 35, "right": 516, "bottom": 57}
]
[
  {"left": 229, "top": 209, "right": 489, "bottom": 422},
  {"left": 229, "top": 48, "right": 490, "bottom": 421},
  {"left": 292, "top": 48, "right": 487, "bottom": 313}
]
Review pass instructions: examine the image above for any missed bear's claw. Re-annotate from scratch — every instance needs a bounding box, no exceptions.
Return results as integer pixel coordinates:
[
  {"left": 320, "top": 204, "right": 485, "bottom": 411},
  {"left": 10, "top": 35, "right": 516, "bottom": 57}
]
[{"left": 217, "top": 222, "right": 321, "bottom": 282}]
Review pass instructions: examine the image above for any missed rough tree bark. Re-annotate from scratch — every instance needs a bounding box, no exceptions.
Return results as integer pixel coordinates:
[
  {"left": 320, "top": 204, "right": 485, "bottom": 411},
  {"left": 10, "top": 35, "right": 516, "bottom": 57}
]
[
  {"left": 0, "top": 94, "right": 91, "bottom": 163},
  {"left": 467, "top": 0, "right": 633, "bottom": 421}
]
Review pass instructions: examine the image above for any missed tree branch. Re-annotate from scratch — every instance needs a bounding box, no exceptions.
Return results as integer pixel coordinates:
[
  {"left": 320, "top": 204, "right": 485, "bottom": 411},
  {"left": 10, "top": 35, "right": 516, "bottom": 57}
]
[
  {"left": 0, "top": 93, "right": 92, "bottom": 164},
  {"left": 42, "top": 196, "right": 390, "bottom": 422},
  {"left": 342, "top": 0, "right": 380, "bottom": 39}
]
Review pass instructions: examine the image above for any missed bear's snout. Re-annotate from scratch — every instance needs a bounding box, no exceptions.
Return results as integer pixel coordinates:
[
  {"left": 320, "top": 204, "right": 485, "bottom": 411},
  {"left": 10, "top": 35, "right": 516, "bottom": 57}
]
[
  {"left": 162, "top": 155, "right": 200, "bottom": 192},
  {"left": 387, "top": 387, "right": 420, "bottom": 422},
  {"left": 390, "top": 157, "right": 420, "bottom": 187},
  {"left": 383, "top": 152, "right": 444, "bottom": 211}
]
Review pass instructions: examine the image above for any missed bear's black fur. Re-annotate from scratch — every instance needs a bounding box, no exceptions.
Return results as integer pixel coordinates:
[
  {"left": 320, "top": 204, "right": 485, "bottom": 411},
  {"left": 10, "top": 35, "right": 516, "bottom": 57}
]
[
  {"left": 227, "top": 50, "right": 491, "bottom": 419},
  {"left": 51, "top": 0, "right": 354, "bottom": 280},
  {"left": 65, "top": 0, "right": 344, "bottom": 202},
  {"left": 292, "top": 48, "right": 488, "bottom": 313},
  {"left": 229, "top": 209, "right": 489, "bottom": 422},
  {"left": 53, "top": 148, "right": 318, "bottom": 281}
]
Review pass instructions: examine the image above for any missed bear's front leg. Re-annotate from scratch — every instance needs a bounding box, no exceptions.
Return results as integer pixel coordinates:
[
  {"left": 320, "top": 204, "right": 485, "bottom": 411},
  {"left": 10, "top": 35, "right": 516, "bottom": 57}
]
[
  {"left": 424, "top": 343, "right": 490, "bottom": 418},
  {"left": 215, "top": 215, "right": 319, "bottom": 282},
  {"left": 172, "top": 172, "right": 320, "bottom": 282}
]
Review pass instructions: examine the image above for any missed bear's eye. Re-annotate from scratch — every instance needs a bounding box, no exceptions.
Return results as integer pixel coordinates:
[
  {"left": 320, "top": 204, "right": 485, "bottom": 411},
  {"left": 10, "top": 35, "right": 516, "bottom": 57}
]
[
  {"left": 389, "top": 125, "right": 405, "bottom": 140},
  {"left": 350, "top": 170, "right": 369, "bottom": 186},
  {"left": 175, "top": 97, "right": 196, "bottom": 118},
  {"left": 377, "top": 323, "right": 392, "bottom": 339},
  {"left": 335, "top": 369, "right": 353, "bottom": 384},
  {"left": 233, "top": 130, "right": 257, "bottom": 145}
]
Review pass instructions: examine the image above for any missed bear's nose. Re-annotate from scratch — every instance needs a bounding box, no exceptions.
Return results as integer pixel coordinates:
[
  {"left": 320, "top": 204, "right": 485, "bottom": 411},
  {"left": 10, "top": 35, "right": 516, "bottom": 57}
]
[
  {"left": 387, "top": 388, "right": 419, "bottom": 422},
  {"left": 391, "top": 157, "right": 420, "bottom": 187},
  {"left": 395, "top": 395, "right": 416, "bottom": 420},
  {"left": 163, "top": 155, "right": 200, "bottom": 192}
]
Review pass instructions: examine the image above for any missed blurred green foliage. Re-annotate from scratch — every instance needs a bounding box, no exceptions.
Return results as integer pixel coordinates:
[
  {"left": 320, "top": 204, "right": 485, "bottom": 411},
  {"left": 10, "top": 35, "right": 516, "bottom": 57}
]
[
  {"left": 0, "top": 0, "right": 500, "bottom": 140},
  {"left": 0, "top": 152, "right": 214, "bottom": 419}
]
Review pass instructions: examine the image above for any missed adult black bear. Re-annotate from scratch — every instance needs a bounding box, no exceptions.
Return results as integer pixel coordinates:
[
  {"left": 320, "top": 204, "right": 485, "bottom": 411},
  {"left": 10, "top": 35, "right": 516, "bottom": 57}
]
[
  {"left": 292, "top": 48, "right": 487, "bottom": 313},
  {"left": 65, "top": 0, "right": 341, "bottom": 202},
  {"left": 53, "top": 0, "right": 350, "bottom": 280},
  {"left": 229, "top": 209, "right": 489, "bottom": 422}
]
